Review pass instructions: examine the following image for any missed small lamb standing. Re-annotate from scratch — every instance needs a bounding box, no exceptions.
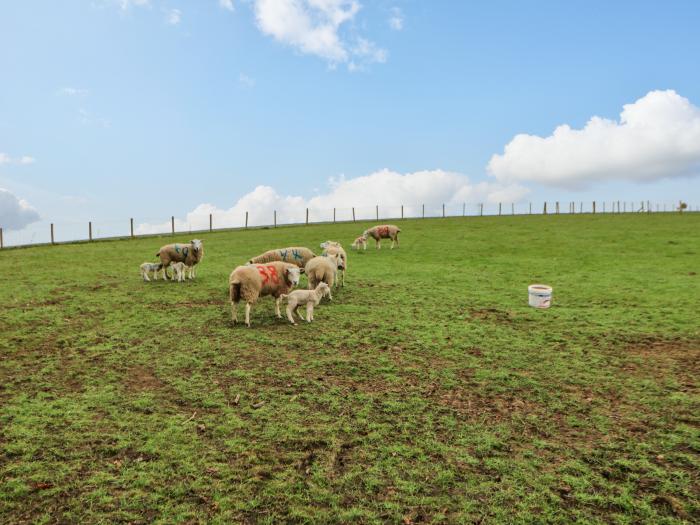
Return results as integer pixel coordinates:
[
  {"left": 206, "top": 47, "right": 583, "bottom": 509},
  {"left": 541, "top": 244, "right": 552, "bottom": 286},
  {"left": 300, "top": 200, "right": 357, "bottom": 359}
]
[
  {"left": 305, "top": 254, "right": 339, "bottom": 299},
  {"left": 171, "top": 262, "right": 186, "bottom": 282},
  {"left": 156, "top": 239, "right": 204, "bottom": 279},
  {"left": 229, "top": 262, "right": 303, "bottom": 327},
  {"left": 140, "top": 262, "right": 161, "bottom": 281},
  {"left": 320, "top": 240, "right": 347, "bottom": 287},
  {"left": 364, "top": 225, "right": 401, "bottom": 249},
  {"left": 351, "top": 235, "right": 367, "bottom": 250},
  {"left": 248, "top": 247, "right": 316, "bottom": 268},
  {"left": 281, "top": 282, "right": 331, "bottom": 325}
]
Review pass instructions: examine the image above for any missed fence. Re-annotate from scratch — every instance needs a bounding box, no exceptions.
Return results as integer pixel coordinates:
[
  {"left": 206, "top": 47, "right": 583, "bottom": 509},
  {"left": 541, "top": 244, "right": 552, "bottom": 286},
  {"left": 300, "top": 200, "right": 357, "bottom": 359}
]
[{"left": 0, "top": 200, "right": 696, "bottom": 249}]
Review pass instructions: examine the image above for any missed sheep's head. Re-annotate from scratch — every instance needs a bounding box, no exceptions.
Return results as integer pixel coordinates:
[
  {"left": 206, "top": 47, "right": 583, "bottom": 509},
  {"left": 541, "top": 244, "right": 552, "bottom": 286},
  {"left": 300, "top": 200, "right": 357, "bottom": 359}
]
[
  {"left": 191, "top": 239, "right": 203, "bottom": 253},
  {"left": 320, "top": 240, "right": 340, "bottom": 249},
  {"left": 285, "top": 267, "right": 302, "bottom": 286},
  {"left": 318, "top": 282, "right": 331, "bottom": 296}
]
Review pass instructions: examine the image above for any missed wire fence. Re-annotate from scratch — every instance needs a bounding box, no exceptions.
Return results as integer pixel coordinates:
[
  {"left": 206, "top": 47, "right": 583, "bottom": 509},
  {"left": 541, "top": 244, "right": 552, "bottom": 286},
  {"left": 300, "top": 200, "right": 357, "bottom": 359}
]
[{"left": 1, "top": 200, "right": 697, "bottom": 249}]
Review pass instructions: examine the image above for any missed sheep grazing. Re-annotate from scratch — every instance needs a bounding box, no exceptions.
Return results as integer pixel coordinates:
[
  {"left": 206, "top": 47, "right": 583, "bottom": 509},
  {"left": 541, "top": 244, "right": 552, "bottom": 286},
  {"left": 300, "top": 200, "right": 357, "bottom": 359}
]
[
  {"left": 156, "top": 239, "right": 204, "bottom": 279},
  {"left": 280, "top": 282, "right": 331, "bottom": 325},
  {"left": 304, "top": 254, "right": 339, "bottom": 300},
  {"left": 351, "top": 235, "right": 367, "bottom": 250},
  {"left": 140, "top": 262, "right": 162, "bottom": 281},
  {"left": 248, "top": 247, "right": 316, "bottom": 268},
  {"left": 171, "top": 262, "right": 186, "bottom": 282},
  {"left": 320, "top": 240, "right": 347, "bottom": 287},
  {"left": 363, "top": 224, "right": 401, "bottom": 249},
  {"left": 229, "top": 262, "right": 303, "bottom": 327}
]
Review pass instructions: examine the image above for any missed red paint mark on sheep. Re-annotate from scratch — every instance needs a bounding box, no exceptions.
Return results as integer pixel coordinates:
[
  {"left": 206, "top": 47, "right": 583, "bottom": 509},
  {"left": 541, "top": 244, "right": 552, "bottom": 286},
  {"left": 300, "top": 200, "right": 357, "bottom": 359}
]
[
  {"left": 377, "top": 226, "right": 390, "bottom": 237},
  {"left": 256, "top": 265, "right": 279, "bottom": 286}
]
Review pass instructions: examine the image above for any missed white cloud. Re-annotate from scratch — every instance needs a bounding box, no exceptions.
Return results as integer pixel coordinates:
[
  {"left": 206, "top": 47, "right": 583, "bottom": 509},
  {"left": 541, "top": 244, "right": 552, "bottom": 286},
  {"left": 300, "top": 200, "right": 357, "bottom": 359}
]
[
  {"left": 388, "top": 7, "right": 403, "bottom": 30},
  {"left": 79, "top": 108, "right": 111, "bottom": 128},
  {"left": 488, "top": 89, "right": 700, "bottom": 189},
  {"left": 166, "top": 8, "right": 181, "bottom": 25},
  {"left": 0, "top": 153, "right": 36, "bottom": 165},
  {"left": 136, "top": 168, "right": 528, "bottom": 233},
  {"left": 239, "top": 73, "right": 255, "bottom": 88},
  {"left": 116, "top": 0, "right": 150, "bottom": 10},
  {"left": 219, "top": 0, "right": 234, "bottom": 12},
  {"left": 59, "top": 87, "right": 89, "bottom": 97},
  {"left": 0, "top": 188, "right": 41, "bottom": 231},
  {"left": 252, "top": 0, "right": 386, "bottom": 69}
]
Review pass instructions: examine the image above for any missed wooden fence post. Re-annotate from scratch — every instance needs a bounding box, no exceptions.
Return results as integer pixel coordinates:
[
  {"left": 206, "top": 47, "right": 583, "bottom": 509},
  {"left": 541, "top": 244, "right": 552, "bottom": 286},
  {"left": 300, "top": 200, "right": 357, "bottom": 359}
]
[
  {"left": 274, "top": 210, "right": 277, "bottom": 228},
  {"left": 130, "top": 218, "right": 134, "bottom": 238},
  {"left": 543, "top": 202, "right": 547, "bottom": 215},
  {"left": 306, "top": 208, "right": 309, "bottom": 225},
  {"left": 592, "top": 201, "right": 596, "bottom": 214},
  {"left": 442, "top": 203, "right": 445, "bottom": 218},
  {"left": 480, "top": 203, "right": 483, "bottom": 216},
  {"left": 352, "top": 207, "right": 356, "bottom": 222},
  {"left": 647, "top": 200, "right": 651, "bottom": 214},
  {"left": 498, "top": 202, "right": 502, "bottom": 216},
  {"left": 245, "top": 211, "right": 248, "bottom": 228},
  {"left": 333, "top": 208, "right": 336, "bottom": 223},
  {"left": 171, "top": 216, "right": 175, "bottom": 235},
  {"left": 623, "top": 202, "right": 626, "bottom": 213},
  {"left": 422, "top": 204, "right": 425, "bottom": 218},
  {"left": 529, "top": 202, "right": 532, "bottom": 214},
  {"left": 511, "top": 203, "right": 515, "bottom": 215},
  {"left": 0, "top": 227, "right": 3, "bottom": 249},
  {"left": 209, "top": 213, "right": 212, "bottom": 232},
  {"left": 51, "top": 223, "right": 55, "bottom": 244},
  {"left": 376, "top": 205, "right": 379, "bottom": 221},
  {"left": 556, "top": 202, "right": 560, "bottom": 214},
  {"left": 580, "top": 202, "right": 583, "bottom": 214},
  {"left": 89, "top": 222, "right": 93, "bottom": 241},
  {"left": 462, "top": 203, "right": 465, "bottom": 216}
]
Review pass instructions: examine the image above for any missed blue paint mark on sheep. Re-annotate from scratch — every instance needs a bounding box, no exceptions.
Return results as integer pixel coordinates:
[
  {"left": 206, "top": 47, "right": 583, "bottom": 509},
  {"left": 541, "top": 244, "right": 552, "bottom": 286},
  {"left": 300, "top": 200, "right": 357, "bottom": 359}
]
[
  {"left": 279, "top": 249, "right": 288, "bottom": 260},
  {"left": 292, "top": 249, "right": 302, "bottom": 261},
  {"left": 183, "top": 247, "right": 189, "bottom": 258},
  {"left": 174, "top": 244, "right": 180, "bottom": 253}
]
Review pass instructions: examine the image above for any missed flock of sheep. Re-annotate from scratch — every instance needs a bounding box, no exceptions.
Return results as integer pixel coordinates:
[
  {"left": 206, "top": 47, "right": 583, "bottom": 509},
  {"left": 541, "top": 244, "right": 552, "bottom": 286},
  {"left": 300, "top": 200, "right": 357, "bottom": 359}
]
[{"left": 139, "top": 225, "right": 402, "bottom": 327}]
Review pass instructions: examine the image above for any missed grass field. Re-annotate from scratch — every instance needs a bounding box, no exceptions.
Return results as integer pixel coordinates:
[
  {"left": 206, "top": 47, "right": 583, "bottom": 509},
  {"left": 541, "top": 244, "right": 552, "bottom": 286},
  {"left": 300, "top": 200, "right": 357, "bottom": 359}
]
[{"left": 1, "top": 214, "right": 699, "bottom": 524}]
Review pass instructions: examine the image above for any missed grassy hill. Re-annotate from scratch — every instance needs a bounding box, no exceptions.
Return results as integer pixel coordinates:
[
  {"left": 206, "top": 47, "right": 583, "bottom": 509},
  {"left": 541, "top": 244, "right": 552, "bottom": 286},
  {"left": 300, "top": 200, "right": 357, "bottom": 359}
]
[{"left": 1, "top": 214, "right": 699, "bottom": 523}]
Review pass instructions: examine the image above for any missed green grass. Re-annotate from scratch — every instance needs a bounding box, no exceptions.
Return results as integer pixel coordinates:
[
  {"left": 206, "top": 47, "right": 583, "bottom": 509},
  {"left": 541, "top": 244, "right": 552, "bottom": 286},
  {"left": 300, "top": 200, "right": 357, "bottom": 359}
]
[{"left": 1, "top": 214, "right": 699, "bottom": 524}]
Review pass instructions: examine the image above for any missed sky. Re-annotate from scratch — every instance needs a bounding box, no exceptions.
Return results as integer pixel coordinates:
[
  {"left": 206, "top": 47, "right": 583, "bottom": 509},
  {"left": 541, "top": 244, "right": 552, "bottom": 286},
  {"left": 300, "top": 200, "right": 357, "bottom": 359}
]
[{"left": 1, "top": 0, "right": 700, "bottom": 243}]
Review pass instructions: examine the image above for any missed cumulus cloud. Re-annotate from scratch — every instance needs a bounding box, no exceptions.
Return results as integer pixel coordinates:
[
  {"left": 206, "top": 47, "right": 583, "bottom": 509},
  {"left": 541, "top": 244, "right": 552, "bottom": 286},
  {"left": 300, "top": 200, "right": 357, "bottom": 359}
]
[
  {"left": 116, "top": 0, "right": 150, "bottom": 10},
  {"left": 252, "top": 0, "right": 386, "bottom": 69},
  {"left": 0, "top": 188, "right": 41, "bottom": 230},
  {"left": 388, "top": 7, "right": 403, "bottom": 30},
  {"left": 136, "top": 168, "right": 528, "bottom": 233},
  {"left": 488, "top": 90, "right": 700, "bottom": 188},
  {"left": 166, "top": 8, "right": 181, "bottom": 25},
  {"left": 0, "top": 153, "right": 36, "bottom": 165},
  {"left": 219, "top": 0, "right": 234, "bottom": 12}
]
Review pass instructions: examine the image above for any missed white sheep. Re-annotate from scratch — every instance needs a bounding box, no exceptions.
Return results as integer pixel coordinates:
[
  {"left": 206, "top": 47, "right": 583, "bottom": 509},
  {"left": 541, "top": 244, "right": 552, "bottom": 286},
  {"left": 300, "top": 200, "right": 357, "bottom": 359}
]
[
  {"left": 363, "top": 225, "right": 401, "bottom": 249},
  {"left": 229, "top": 261, "right": 303, "bottom": 327},
  {"left": 171, "top": 262, "right": 186, "bottom": 282},
  {"left": 304, "top": 254, "right": 339, "bottom": 300},
  {"left": 156, "top": 239, "right": 204, "bottom": 280},
  {"left": 351, "top": 235, "right": 367, "bottom": 250},
  {"left": 320, "top": 240, "right": 347, "bottom": 287},
  {"left": 139, "top": 262, "right": 161, "bottom": 281},
  {"left": 280, "top": 282, "right": 331, "bottom": 325}
]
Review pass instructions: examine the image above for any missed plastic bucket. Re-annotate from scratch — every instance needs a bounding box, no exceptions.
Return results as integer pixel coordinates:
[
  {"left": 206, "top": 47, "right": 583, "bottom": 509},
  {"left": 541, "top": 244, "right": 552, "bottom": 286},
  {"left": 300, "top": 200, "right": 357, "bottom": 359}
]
[{"left": 528, "top": 284, "right": 552, "bottom": 308}]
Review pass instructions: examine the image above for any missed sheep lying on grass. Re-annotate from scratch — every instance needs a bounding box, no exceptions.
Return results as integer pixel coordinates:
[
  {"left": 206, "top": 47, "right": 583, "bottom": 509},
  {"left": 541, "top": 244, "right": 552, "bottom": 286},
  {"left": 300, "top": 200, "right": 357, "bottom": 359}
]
[
  {"left": 171, "top": 262, "right": 186, "bottom": 282},
  {"left": 229, "top": 262, "right": 303, "bottom": 327},
  {"left": 351, "top": 235, "right": 367, "bottom": 250},
  {"left": 364, "top": 225, "right": 401, "bottom": 249},
  {"left": 281, "top": 282, "right": 331, "bottom": 325},
  {"left": 305, "top": 254, "right": 339, "bottom": 300},
  {"left": 140, "top": 262, "right": 162, "bottom": 281},
  {"left": 248, "top": 247, "right": 316, "bottom": 268},
  {"left": 320, "top": 241, "right": 347, "bottom": 287},
  {"left": 156, "top": 239, "right": 204, "bottom": 280}
]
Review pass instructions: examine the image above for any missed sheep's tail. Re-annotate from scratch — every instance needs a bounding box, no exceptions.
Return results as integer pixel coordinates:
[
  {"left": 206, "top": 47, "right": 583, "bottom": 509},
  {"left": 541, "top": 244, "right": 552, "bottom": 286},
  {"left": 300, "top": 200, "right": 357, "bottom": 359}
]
[
  {"left": 155, "top": 250, "right": 161, "bottom": 258},
  {"left": 230, "top": 280, "right": 241, "bottom": 303}
]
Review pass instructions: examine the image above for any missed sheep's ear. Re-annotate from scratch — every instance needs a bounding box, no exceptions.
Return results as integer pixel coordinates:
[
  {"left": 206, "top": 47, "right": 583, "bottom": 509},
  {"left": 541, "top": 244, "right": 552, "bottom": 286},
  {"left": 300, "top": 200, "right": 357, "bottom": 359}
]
[{"left": 298, "top": 268, "right": 305, "bottom": 274}]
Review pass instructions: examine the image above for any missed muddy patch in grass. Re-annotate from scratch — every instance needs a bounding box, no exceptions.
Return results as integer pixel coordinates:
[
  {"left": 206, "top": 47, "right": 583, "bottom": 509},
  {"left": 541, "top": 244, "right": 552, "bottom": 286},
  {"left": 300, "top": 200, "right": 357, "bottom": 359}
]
[{"left": 123, "top": 365, "right": 166, "bottom": 392}]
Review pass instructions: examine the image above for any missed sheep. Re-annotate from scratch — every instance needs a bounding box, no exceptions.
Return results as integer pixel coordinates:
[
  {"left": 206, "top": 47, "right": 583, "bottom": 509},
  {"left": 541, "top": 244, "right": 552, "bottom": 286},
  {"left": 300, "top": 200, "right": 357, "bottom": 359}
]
[
  {"left": 351, "top": 235, "right": 367, "bottom": 250},
  {"left": 248, "top": 247, "right": 316, "bottom": 268},
  {"left": 156, "top": 239, "right": 204, "bottom": 279},
  {"left": 140, "top": 262, "right": 162, "bottom": 281},
  {"left": 229, "top": 261, "right": 303, "bottom": 327},
  {"left": 171, "top": 262, "right": 186, "bottom": 282},
  {"left": 363, "top": 224, "right": 401, "bottom": 249},
  {"left": 280, "top": 282, "right": 331, "bottom": 325},
  {"left": 304, "top": 254, "right": 339, "bottom": 300},
  {"left": 320, "top": 240, "right": 347, "bottom": 287}
]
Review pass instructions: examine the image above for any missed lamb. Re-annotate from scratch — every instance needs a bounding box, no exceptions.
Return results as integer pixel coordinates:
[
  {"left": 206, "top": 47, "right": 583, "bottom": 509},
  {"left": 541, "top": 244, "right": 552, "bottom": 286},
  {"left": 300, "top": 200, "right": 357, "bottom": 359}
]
[
  {"left": 248, "top": 247, "right": 316, "bottom": 268},
  {"left": 304, "top": 254, "right": 339, "bottom": 300},
  {"left": 320, "top": 240, "right": 347, "bottom": 287},
  {"left": 363, "top": 224, "right": 401, "bottom": 249},
  {"left": 229, "top": 261, "right": 303, "bottom": 327},
  {"left": 351, "top": 235, "right": 367, "bottom": 250},
  {"left": 171, "top": 262, "right": 186, "bottom": 282},
  {"left": 156, "top": 239, "right": 204, "bottom": 279},
  {"left": 280, "top": 282, "right": 331, "bottom": 325},
  {"left": 140, "top": 262, "right": 162, "bottom": 281}
]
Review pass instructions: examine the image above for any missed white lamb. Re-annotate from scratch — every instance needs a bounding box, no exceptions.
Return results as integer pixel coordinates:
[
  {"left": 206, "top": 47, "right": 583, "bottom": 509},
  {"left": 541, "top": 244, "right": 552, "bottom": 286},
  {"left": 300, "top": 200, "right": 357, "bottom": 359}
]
[
  {"left": 140, "top": 262, "right": 161, "bottom": 281},
  {"left": 171, "top": 262, "right": 186, "bottom": 282},
  {"left": 280, "top": 282, "right": 331, "bottom": 325}
]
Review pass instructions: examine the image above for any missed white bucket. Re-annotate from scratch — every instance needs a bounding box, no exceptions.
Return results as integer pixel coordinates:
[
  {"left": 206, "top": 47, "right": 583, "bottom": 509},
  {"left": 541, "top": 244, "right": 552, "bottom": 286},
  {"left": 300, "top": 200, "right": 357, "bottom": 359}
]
[{"left": 528, "top": 284, "right": 552, "bottom": 309}]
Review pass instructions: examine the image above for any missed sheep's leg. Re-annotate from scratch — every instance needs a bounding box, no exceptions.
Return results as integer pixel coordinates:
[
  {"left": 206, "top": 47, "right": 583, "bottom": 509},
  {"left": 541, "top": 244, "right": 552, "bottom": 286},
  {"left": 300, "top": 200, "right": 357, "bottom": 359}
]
[
  {"left": 390, "top": 239, "right": 395, "bottom": 249},
  {"left": 245, "top": 303, "right": 252, "bottom": 327},
  {"left": 306, "top": 303, "right": 313, "bottom": 322},
  {"left": 142, "top": 271, "right": 149, "bottom": 282},
  {"left": 153, "top": 270, "right": 158, "bottom": 280},
  {"left": 286, "top": 304, "right": 296, "bottom": 325},
  {"left": 231, "top": 302, "right": 238, "bottom": 323},
  {"left": 275, "top": 297, "right": 282, "bottom": 318},
  {"left": 376, "top": 239, "right": 381, "bottom": 250},
  {"left": 295, "top": 305, "right": 305, "bottom": 321}
]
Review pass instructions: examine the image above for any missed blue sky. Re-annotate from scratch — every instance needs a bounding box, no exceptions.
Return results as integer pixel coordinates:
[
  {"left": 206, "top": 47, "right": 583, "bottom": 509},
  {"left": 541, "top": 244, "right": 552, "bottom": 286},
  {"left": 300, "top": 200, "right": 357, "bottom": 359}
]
[{"left": 1, "top": 0, "right": 700, "bottom": 241}]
